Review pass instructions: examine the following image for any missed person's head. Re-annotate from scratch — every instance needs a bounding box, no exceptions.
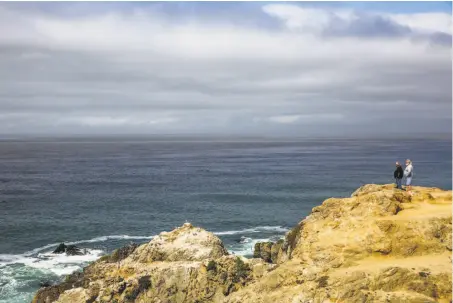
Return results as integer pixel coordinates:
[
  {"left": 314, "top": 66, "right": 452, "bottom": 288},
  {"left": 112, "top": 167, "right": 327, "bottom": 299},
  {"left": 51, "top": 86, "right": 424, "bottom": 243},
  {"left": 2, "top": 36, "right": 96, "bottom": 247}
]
[
  {"left": 395, "top": 161, "right": 400, "bottom": 166},
  {"left": 405, "top": 159, "right": 411, "bottom": 166}
]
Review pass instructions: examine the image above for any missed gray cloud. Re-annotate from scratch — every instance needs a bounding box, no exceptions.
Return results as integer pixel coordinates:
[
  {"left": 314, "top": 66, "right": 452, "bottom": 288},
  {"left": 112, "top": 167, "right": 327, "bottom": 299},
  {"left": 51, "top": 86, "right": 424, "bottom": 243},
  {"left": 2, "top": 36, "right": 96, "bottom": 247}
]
[{"left": 0, "top": 4, "right": 451, "bottom": 136}]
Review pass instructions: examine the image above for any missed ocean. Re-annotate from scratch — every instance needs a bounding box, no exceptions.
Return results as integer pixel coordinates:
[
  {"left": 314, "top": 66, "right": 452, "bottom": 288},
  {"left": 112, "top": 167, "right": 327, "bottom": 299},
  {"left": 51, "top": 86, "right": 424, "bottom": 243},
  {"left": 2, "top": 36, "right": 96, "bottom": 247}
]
[{"left": 0, "top": 137, "right": 451, "bottom": 303}]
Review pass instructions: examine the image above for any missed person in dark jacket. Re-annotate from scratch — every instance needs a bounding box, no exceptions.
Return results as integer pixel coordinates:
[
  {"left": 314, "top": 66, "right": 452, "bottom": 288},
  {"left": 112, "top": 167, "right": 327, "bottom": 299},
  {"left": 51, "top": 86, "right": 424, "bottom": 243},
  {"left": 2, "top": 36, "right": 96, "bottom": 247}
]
[{"left": 394, "top": 161, "right": 404, "bottom": 189}]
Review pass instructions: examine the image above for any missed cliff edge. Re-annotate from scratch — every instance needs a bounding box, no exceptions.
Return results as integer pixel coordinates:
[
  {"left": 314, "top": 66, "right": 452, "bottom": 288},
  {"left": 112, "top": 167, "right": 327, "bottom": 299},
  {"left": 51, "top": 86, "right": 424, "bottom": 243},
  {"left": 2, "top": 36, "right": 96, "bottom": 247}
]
[{"left": 32, "top": 184, "right": 452, "bottom": 303}]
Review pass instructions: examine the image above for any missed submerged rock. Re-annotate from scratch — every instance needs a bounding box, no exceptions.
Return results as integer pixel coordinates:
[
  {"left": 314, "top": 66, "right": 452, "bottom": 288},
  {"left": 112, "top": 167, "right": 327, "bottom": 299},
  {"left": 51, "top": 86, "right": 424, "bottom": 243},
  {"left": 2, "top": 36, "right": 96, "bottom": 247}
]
[{"left": 33, "top": 184, "right": 452, "bottom": 303}]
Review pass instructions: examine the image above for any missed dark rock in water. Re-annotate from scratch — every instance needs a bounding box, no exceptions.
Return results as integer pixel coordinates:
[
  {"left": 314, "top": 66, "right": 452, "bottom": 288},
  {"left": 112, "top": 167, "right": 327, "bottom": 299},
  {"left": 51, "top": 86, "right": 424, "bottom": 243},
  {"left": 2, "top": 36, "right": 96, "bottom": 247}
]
[
  {"left": 53, "top": 243, "right": 67, "bottom": 254},
  {"left": 53, "top": 243, "right": 85, "bottom": 255},
  {"left": 65, "top": 245, "right": 84, "bottom": 256}
]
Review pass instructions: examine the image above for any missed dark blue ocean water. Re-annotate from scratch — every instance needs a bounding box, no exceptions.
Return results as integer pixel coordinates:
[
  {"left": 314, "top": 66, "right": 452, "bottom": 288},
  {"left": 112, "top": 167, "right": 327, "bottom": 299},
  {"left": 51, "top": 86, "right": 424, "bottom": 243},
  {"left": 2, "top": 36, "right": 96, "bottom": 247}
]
[{"left": 0, "top": 137, "right": 451, "bottom": 302}]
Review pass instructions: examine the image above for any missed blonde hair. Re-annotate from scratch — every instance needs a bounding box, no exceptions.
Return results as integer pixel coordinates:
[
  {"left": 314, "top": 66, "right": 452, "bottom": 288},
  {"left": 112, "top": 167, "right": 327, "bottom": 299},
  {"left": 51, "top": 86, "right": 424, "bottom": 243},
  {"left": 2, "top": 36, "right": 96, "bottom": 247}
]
[{"left": 406, "top": 159, "right": 412, "bottom": 164}]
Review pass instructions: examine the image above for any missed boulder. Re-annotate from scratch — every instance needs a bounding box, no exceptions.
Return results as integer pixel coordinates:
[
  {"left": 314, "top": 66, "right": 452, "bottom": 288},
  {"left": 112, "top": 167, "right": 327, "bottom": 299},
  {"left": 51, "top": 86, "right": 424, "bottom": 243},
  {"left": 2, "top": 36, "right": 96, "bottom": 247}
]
[
  {"left": 52, "top": 243, "right": 67, "bottom": 254},
  {"left": 253, "top": 242, "right": 272, "bottom": 262},
  {"left": 126, "top": 222, "right": 228, "bottom": 263},
  {"left": 253, "top": 240, "right": 283, "bottom": 263}
]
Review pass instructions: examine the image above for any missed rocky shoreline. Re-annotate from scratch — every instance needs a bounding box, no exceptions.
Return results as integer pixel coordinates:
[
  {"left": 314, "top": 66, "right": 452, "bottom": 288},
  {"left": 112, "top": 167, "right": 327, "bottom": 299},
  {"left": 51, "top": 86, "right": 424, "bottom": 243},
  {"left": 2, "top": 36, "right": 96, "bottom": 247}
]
[{"left": 32, "top": 184, "right": 452, "bottom": 303}]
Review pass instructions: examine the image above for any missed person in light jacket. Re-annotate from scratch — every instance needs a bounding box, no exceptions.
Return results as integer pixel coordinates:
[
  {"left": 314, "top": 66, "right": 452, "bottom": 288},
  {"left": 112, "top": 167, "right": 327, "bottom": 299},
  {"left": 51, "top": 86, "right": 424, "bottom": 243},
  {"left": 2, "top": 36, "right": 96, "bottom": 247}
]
[{"left": 404, "top": 159, "right": 414, "bottom": 194}]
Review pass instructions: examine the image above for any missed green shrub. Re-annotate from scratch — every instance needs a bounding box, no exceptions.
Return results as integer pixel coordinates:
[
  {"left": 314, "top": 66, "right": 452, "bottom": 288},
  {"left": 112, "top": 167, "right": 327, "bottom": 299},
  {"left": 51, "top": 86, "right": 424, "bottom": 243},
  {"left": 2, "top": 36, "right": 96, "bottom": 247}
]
[
  {"left": 207, "top": 260, "right": 217, "bottom": 272},
  {"left": 233, "top": 257, "right": 249, "bottom": 283},
  {"left": 124, "top": 288, "right": 140, "bottom": 302},
  {"left": 138, "top": 276, "right": 151, "bottom": 292}
]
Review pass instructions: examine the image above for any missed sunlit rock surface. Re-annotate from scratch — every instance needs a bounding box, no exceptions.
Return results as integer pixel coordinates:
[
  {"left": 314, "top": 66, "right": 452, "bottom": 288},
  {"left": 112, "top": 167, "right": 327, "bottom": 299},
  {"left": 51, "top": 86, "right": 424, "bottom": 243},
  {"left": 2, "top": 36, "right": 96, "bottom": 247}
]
[{"left": 33, "top": 185, "right": 452, "bottom": 303}]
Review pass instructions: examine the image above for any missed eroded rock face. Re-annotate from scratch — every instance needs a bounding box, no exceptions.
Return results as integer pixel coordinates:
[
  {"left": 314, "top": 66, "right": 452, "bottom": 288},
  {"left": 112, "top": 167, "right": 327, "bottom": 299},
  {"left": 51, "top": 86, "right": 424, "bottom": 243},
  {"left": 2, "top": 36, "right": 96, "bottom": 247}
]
[
  {"left": 32, "top": 185, "right": 452, "bottom": 303},
  {"left": 226, "top": 185, "right": 452, "bottom": 303},
  {"left": 253, "top": 240, "right": 283, "bottom": 263}
]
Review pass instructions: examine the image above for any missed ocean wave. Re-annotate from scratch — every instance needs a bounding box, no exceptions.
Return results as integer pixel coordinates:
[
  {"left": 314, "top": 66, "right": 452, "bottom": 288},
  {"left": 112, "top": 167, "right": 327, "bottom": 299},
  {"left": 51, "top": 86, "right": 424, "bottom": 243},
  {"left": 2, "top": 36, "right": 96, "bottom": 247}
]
[
  {"left": 22, "top": 234, "right": 155, "bottom": 256},
  {"left": 239, "top": 236, "right": 252, "bottom": 244},
  {"left": 0, "top": 248, "right": 105, "bottom": 303},
  {"left": 227, "top": 238, "right": 273, "bottom": 257},
  {"left": 225, "top": 232, "right": 286, "bottom": 257},
  {"left": 213, "top": 225, "right": 289, "bottom": 236},
  {"left": 0, "top": 249, "right": 104, "bottom": 274},
  {"left": 0, "top": 234, "right": 154, "bottom": 271},
  {"left": 0, "top": 265, "right": 47, "bottom": 303}
]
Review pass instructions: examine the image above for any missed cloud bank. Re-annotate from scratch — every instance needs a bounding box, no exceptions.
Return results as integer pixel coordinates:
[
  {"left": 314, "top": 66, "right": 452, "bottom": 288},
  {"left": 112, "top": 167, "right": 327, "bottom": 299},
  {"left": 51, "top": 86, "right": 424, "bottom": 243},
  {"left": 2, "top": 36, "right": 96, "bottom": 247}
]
[{"left": 0, "top": 3, "right": 451, "bottom": 136}]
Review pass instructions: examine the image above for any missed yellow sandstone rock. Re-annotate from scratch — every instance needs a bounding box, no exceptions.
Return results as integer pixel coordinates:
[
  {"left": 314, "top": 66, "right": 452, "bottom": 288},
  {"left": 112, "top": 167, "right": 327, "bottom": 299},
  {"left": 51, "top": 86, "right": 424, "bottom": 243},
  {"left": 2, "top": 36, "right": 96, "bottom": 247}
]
[{"left": 32, "top": 184, "right": 452, "bottom": 303}]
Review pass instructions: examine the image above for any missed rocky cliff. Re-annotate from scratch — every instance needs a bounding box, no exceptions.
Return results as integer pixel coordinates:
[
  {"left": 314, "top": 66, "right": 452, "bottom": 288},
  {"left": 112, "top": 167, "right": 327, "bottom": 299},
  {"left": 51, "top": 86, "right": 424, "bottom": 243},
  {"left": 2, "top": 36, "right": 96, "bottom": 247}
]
[{"left": 32, "top": 184, "right": 452, "bottom": 303}]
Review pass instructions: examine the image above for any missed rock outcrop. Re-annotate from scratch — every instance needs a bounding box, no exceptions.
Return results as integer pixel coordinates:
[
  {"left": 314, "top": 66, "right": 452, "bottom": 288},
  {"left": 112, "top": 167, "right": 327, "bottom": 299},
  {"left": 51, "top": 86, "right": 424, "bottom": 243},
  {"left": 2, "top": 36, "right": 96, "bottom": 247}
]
[
  {"left": 33, "top": 185, "right": 452, "bottom": 303},
  {"left": 226, "top": 185, "right": 452, "bottom": 303},
  {"left": 253, "top": 240, "right": 283, "bottom": 263},
  {"left": 33, "top": 222, "right": 269, "bottom": 303}
]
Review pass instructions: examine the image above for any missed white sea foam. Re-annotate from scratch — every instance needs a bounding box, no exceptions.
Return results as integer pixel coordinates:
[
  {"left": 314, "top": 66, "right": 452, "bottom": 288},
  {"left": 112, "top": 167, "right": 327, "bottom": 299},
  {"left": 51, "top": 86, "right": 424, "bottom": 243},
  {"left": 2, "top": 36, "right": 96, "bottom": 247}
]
[
  {"left": 239, "top": 236, "right": 252, "bottom": 244},
  {"left": 226, "top": 231, "right": 286, "bottom": 257},
  {"left": 227, "top": 238, "right": 274, "bottom": 257},
  {"left": 0, "top": 249, "right": 104, "bottom": 275},
  {"left": 0, "top": 234, "right": 154, "bottom": 271},
  {"left": 214, "top": 225, "right": 289, "bottom": 236},
  {"left": 32, "top": 249, "right": 104, "bottom": 275},
  {"left": 22, "top": 234, "right": 154, "bottom": 256},
  {"left": 0, "top": 248, "right": 106, "bottom": 303}
]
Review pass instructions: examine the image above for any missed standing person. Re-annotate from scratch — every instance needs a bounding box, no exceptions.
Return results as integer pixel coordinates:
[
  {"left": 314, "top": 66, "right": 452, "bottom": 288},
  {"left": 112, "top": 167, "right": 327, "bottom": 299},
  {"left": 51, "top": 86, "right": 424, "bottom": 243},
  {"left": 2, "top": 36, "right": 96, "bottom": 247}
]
[
  {"left": 394, "top": 162, "right": 403, "bottom": 189},
  {"left": 404, "top": 159, "right": 414, "bottom": 194}
]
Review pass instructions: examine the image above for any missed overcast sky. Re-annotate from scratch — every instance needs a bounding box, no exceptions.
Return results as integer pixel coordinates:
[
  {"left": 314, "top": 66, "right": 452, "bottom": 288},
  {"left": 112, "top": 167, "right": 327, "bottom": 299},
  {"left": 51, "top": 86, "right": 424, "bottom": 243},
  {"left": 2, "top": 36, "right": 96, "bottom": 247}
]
[{"left": 0, "top": 2, "right": 451, "bottom": 137}]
